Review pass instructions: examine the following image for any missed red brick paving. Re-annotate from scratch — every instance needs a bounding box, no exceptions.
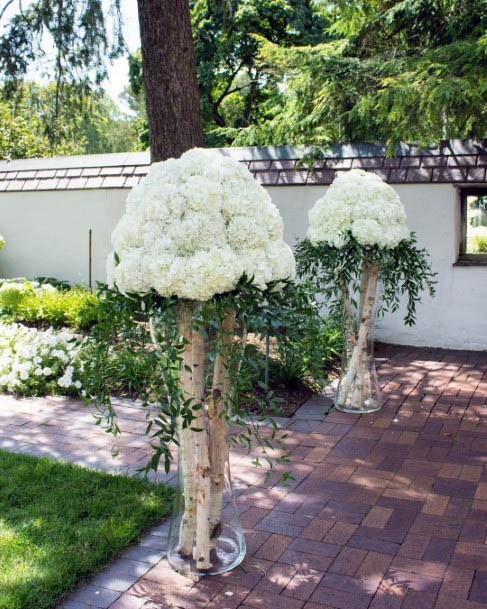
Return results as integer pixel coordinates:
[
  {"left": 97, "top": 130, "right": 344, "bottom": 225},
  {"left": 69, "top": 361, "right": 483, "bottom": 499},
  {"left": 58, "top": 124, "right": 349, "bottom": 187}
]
[{"left": 1, "top": 344, "right": 486, "bottom": 608}]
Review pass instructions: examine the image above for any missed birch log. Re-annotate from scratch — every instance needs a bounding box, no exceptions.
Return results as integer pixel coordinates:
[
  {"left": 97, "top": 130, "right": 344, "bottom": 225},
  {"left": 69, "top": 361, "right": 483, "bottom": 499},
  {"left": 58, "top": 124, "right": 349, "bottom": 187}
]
[
  {"left": 177, "top": 305, "right": 197, "bottom": 556},
  {"left": 341, "top": 286, "right": 357, "bottom": 356},
  {"left": 336, "top": 263, "right": 379, "bottom": 409},
  {"left": 208, "top": 310, "right": 236, "bottom": 547},
  {"left": 192, "top": 325, "right": 212, "bottom": 569},
  {"left": 350, "top": 264, "right": 371, "bottom": 408}
]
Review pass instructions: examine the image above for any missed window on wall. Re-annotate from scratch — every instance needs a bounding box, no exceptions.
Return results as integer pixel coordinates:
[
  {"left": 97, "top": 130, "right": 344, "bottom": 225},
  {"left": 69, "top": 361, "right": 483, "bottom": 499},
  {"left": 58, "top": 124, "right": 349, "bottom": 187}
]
[{"left": 459, "top": 188, "right": 487, "bottom": 263}]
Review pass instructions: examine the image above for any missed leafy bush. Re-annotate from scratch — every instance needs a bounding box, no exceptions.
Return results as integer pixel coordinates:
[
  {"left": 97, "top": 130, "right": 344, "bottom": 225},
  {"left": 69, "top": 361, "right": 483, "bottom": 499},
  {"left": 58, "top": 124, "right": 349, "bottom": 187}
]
[
  {"left": 81, "top": 339, "right": 158, "bottom": 400},
  {"left": 244, "top": 313, "right": 343, "bottom": 393},
  {"left": 0, "top": 280, "right": 101, "bottom": 330},
  {"left": 474, "top": 236, "right": 487, "bottom": 253},
  {"left": 0, "top": 282, "right": 32, "bottom": 309},
  {"left": 0, "top": 322, "right": 85, "bottom": 396},
  {"left": 275, "top": 313, "right": 343, "bottom": 388}
]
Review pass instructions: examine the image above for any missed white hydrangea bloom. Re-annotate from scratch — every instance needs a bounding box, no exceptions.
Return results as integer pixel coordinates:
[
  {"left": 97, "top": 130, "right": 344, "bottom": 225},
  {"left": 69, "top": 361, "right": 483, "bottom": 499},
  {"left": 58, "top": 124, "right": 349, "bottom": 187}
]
[
  {"left": 0, "top": 323, "right": 84, "bottom": 394},
  {"left": 308, "top": 169, "right": 410, "bottom": 249},
  {"left": 107, "top": 148, "right": 295, "bottom": 301}
]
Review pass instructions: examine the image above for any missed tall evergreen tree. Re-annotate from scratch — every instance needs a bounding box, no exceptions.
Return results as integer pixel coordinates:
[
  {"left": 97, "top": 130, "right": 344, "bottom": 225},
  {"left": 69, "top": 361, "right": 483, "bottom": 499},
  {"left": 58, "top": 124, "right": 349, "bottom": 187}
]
[{"left": 231, "top": 0, "right": 487, "bottom": 147}]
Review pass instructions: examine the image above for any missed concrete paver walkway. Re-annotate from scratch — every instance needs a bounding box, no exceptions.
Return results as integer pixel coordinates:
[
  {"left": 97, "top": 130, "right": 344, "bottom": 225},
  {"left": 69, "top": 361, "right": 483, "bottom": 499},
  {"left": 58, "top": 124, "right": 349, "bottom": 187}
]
[{"left": 1, "top": 344, "right": 486, "bottom": 609}]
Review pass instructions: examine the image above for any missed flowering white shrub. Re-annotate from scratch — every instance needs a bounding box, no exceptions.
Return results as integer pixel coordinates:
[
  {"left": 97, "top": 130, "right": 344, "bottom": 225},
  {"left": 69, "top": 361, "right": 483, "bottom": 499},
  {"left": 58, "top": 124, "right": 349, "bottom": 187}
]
[
  {"left": 0, "top": 322, "right": 84, "bottom": 396},
  {"left": 308, "top": 169, "right": 410, "bottom": 249},
  {"left": 107, "top": 148, "right": 295, "bottom": 301}
]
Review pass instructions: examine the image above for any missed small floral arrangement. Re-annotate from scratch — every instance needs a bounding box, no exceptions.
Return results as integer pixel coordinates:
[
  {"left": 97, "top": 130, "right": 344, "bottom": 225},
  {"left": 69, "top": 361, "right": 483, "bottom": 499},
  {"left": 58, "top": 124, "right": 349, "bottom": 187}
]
[
  {"left": 0, "top": 322, "right": 84, "bottom": 396},
  {"left": 308, "top": 169, "right": 410, "bottom": 249},
  {"left": 107, "top": 148, "right": 295, "bottom": 301}
]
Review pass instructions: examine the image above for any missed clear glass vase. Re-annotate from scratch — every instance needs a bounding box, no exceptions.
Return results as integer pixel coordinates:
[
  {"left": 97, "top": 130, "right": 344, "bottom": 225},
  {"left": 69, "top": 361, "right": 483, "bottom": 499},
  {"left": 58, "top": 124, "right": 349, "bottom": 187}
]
[
  {"left": 150, "top": 305, "right": 247, "bottom": 577},
  {"left": 167, "top": 437, "right": 246, "bottom": 577},
  {"left": 334, "top": 265, "right": 382, "bottom": 415}
]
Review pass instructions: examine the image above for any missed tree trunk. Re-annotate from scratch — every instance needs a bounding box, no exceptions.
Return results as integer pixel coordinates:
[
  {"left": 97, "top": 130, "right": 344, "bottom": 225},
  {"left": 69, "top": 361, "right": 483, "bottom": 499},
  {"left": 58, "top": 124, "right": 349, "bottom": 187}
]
[{"left": 137, "top": 0, "right": 204, "bottom": 162}]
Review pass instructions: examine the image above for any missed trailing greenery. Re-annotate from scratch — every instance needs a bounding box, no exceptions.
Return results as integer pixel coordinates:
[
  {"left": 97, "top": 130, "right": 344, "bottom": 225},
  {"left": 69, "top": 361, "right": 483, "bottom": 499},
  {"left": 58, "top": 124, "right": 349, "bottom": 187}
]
[
  {"left": 0, "top": 276, "right": 342, "bottom": 405},
  {"left": 0, "top": 449, "right": 173, "bottom": 609},
  {"left": 296, "top": 233, "right": 437, "bottom": 326},
  {"left": 82, "top": 278, "right": 330, "bottom": 475},
  {"left": 0, "top": 281, "right": 101, "bottom": 330}
]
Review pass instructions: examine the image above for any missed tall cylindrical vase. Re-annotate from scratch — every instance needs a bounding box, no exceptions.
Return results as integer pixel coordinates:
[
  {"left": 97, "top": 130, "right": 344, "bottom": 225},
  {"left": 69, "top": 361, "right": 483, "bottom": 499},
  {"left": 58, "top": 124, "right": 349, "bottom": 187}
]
[
  {"left": 334, "top": 263, "right": 382, "bottom": 414},
  {"left": 167, "top": 434, "right": 246, "bottom": 577},
  {"left": 151, "top": 306, "right": 246, "bottom": 577}
]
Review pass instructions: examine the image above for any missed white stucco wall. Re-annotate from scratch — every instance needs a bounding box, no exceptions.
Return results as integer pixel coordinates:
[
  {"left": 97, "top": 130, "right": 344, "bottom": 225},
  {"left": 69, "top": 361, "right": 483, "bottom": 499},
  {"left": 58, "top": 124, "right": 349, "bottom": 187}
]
[
  {"left": 0, "top": 189, "right": 126, "bottom": 286},
  {"left": 267, "top": 183, "right": 487, "bottom": 351},
  {"left": 0, "top": 183, "right": 486, "bottom": 350}
]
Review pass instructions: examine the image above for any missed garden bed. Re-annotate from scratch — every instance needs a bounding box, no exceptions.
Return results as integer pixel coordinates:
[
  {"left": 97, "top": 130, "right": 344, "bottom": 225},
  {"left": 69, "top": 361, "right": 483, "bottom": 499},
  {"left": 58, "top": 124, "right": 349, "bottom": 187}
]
[{"left": 0, "top": 450, "right": 173, "bottom": 609}]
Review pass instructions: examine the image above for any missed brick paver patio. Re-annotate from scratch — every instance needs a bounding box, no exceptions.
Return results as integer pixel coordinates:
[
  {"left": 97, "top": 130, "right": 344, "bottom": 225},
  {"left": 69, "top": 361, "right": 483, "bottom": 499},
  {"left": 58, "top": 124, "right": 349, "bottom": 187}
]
[{"left": 1, "top": 344, "right": 486, "bottom": 609}]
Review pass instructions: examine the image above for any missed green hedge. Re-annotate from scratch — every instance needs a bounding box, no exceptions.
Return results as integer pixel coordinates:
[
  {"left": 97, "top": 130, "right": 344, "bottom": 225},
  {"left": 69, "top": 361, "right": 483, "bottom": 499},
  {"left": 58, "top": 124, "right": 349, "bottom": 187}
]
[{"left": 0, "top": 282, "right": 101, "bottom": 330}]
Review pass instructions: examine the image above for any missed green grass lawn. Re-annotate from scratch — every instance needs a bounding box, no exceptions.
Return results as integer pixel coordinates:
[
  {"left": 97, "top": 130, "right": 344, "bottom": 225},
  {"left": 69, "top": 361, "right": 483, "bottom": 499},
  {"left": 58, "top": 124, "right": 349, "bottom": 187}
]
[{"left": 0, "top": 449, "right": 174, "bottom": 609}]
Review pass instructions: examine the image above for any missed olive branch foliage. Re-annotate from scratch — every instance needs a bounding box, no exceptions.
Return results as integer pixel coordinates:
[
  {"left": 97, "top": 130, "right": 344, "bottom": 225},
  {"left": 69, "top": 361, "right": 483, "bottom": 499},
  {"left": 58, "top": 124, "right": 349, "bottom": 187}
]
[
  {"left": 296, "top": 233, "right": 437, "bottom": 326},
  {"left": 83, "top": 274, "right": 317, "bottom": 481}
]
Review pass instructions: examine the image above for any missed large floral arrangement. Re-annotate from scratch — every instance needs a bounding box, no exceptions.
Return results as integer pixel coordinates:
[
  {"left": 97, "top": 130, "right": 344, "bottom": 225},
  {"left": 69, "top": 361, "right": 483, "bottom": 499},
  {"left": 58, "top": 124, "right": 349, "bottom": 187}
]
[
  {"left": 297, "top": 169, "right": 435, "bottom": 413},
  {"left": 0, "top": 322, "right": 84, "bottom": 395},
  {"left": 98, "top": 148, "right": 296, "bottom": 575},
  {"left": 107, "top": 148, "right": 295, "bottom": 301},
  {"left": 308, "top": 169, "right": 410, "bottom": 249}
]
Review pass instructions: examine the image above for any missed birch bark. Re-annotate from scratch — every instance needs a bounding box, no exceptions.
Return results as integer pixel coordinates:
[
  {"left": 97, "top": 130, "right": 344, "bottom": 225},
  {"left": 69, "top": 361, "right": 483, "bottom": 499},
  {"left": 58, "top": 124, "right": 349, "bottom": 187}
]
[
  {"left": 177, "top": 304, "right": 197, "bottom": 556},
  {"left": 192, "top": 325, "right": 212, "bottom": 569},
  {"left": 208, "top": 310, "right": 236, "bottom": 546},
  {"left": 336, "top": 263, "right": 379, "bottom": 409}
]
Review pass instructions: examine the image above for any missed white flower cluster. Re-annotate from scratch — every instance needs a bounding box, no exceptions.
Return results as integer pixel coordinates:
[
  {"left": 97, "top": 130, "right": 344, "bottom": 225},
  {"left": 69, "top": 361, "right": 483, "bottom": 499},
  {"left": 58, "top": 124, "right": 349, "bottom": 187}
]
[
  {"left": 0, "top": 322, "right": 84, "bottom": 394},
  {"left": 308, "top": 169, "right": 410, "bottom": 249},
  {"left": 107, "top": 148, "right": 295, "bottom": 301}
]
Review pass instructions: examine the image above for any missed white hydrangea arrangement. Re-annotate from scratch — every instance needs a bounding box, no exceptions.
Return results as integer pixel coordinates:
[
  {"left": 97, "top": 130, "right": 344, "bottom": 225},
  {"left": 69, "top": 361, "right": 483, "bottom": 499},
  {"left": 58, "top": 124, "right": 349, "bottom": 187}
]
[
  {"left": 107, "top": 148, "right": 295, "bottom": 301},
  {"left": 298, "top": 169, "right": 435, "bottom": 415},
  {"left": 102, "top": 148, "right": 296, "bottom": 574},
  {"left": 0, "top": 322, "right": 84, "bottom": 395},
  {"left": 308, "top": 169, "right": 410, "bottom": 249}
]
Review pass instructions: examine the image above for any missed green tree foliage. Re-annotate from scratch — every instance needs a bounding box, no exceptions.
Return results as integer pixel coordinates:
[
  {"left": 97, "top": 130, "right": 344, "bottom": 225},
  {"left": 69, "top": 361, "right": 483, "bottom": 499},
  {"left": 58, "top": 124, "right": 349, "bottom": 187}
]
[
  {"left": 127, "top": 1, "right": 330, "bottom": 148},
  {"left": 0, "top": 0, "right": 134, "bottom": 157},
  {"left": 0, "top": 0, "right": 124, "bottom": 91},
  {"left": 230, "top": 0, "right": 487, "bottom": 147},
  {"left": 1, "top": 0, "right": 484, "bottom": 154},
  {"left": 126, "top": 50, "right": 149, "bottom": 150},
  {"left": 192, "top": 0, "right": 329, "bottom": 144},
  {"left": 0, "top": 83, "right": 141, "bottom": 159}
]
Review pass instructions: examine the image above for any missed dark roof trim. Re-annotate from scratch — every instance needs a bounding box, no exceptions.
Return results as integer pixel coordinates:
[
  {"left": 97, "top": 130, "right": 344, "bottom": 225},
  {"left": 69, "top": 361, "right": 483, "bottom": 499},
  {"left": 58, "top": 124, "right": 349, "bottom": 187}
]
[{"left": 0, "top": 139, "right": 485, "bottom": 192}]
